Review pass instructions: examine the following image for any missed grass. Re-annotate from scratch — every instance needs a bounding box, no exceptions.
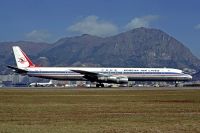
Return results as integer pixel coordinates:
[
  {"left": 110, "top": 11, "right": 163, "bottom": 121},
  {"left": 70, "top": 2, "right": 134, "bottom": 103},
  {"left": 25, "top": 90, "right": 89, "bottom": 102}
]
[{"left": 0, "top": 88, "right": 200, "bottom": 133}]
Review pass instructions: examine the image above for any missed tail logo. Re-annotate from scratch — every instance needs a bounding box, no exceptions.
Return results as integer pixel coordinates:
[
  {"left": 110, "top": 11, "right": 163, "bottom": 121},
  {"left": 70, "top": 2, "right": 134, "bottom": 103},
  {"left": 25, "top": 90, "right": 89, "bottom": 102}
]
[{"left": 18, "top": 57, "right": 27, "bottom": 64}]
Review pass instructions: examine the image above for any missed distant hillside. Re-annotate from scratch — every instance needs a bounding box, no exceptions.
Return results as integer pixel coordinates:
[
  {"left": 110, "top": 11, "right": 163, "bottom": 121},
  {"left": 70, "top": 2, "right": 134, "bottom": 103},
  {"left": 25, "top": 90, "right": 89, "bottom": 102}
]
[{"left": 1, "top": 27, "right": 200, "bottom": 74}]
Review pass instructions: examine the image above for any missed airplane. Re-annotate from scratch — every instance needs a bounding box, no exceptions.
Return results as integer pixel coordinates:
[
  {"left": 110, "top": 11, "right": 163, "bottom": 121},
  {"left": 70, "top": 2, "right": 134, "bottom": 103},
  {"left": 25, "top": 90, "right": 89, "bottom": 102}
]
[
  {"left": 7, "top": 46, "right": 192, "bottom": 87},
  {"left": 29, "top": 80, "right": 54, "bottom": 87}
]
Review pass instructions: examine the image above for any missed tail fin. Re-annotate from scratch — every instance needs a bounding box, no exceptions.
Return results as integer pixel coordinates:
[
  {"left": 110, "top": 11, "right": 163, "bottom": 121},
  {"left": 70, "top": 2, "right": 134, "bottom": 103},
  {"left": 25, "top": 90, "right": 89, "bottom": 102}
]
[{"left": 13, "top": 46, "right": 35, "bottom": 68}]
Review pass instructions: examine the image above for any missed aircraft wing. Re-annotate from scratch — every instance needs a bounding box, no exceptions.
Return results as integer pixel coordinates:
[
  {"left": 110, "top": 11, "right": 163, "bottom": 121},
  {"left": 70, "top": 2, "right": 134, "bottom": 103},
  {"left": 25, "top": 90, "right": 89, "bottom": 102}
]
[
  {"left": 71, "top": 69, "right": 108, "bottom": 77},
  {"left": 70, "top": 69, "right": 128, "bottom": 84},
  {"left": 70, "top": 69, "right": 109, "bottom": 81}
]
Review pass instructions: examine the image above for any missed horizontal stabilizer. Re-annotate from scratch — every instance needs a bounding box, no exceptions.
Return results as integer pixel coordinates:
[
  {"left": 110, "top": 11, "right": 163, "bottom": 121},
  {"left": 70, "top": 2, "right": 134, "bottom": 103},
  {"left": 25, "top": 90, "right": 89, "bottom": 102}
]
[{"left": 7, "top": 65, "right": 27, "bottom": 74}]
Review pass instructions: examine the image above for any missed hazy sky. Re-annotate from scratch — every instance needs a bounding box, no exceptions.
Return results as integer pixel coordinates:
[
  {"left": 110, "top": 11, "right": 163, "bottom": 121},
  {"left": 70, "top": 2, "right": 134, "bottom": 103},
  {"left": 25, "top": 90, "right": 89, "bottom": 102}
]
[{"left": 0, "top": 0, "right": 200, "bottom": 57}]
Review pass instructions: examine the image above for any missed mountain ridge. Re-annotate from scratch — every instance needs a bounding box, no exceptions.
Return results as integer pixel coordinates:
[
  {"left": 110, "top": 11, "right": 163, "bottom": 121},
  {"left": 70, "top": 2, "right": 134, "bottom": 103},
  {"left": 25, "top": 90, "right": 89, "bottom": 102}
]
[{"left": 1, "top": 27, "right": 200, "bottom": 74}]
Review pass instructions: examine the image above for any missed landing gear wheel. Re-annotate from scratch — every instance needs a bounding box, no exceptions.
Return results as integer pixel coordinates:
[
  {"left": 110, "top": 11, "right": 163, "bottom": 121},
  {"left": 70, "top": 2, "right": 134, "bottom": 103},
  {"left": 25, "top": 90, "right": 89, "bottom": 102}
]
[
  {"left": 96, "top": 84, "right": 100, "bottom": 88},
  {"left": 175, "top": 81, "right": 179, "bottom": 87},
  {"left": 96, "top": 84, "right": 104, "bottom": 88},
  {"left": 100, "top": 84, "right": 104, "bottom": 87}
]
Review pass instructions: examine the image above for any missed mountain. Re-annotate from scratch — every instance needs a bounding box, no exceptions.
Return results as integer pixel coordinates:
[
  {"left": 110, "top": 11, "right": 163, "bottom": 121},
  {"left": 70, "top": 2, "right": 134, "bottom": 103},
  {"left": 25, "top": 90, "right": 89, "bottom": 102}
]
[
  {"left": 192, "top": 71, "right": 200, "bottom": 81},
  {"left": 41, "top": 34, "right": 103, "bottom": 66},
  {"left": 1, "top": 27, "right": 200, "bottom": 74},
  {"left": 92, "top": 28, "right": 200, "bottom": 68},
  {"left": 42, "top": 27, "right": 200, "bottom": 69}
]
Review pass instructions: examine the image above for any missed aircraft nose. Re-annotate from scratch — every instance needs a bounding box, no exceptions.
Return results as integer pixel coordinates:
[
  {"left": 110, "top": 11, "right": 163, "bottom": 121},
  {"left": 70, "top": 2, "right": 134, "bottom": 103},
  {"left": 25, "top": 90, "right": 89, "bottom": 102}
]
[{"left": 186, "top": 74, "right": 192, "bottom": 80}]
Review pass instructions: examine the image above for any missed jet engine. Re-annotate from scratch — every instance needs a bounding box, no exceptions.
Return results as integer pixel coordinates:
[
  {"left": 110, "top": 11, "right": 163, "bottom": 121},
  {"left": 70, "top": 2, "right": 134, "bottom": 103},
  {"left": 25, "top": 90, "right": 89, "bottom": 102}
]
[{"left": 98, "top": 76, "right": 128, "bottom": 84}]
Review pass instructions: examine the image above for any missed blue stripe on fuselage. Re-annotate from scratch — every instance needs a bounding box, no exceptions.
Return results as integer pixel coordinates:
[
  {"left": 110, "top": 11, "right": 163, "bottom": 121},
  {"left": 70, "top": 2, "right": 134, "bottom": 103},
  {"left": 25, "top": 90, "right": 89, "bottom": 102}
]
[{"left": 27, "top": 71, "right": 182, "bottom": 75}]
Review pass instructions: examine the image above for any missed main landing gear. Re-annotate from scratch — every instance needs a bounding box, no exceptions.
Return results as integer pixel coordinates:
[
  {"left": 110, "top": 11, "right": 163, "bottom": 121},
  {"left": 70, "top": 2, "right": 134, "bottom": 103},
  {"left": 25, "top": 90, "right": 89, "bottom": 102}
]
[
  {"left": 96, "top": 83, "right": 104, "bottom": 88},
  {"left": 175, "top": 81, "right": 181, "bottom": 87}
]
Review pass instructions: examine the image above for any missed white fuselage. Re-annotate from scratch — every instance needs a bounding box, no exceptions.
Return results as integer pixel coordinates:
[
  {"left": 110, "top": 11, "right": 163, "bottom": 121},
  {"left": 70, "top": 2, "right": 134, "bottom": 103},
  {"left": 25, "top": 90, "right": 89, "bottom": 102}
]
[
  {"left": 10, "top": 46, "right": 192, "bottom": 85},
  {"left": 23, "top": 67, "right": 192, "bottom": 81}
]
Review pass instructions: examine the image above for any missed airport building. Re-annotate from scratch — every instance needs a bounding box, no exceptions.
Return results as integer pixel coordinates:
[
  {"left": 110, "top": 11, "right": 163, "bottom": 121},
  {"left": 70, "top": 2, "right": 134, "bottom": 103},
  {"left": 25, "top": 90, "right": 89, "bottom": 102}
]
[{"left": 0, "top": 74, "right": 26, "bottom": 86}]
